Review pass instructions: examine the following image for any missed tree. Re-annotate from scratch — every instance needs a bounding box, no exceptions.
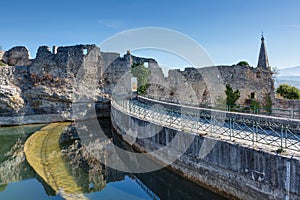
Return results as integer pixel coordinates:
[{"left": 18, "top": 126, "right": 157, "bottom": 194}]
[
  {"left": 263, "top": 92, "right": 273, "bottom": 114},
  {"left": 131, "top": 63, "right": 151, "bottom": 95},
  {"left": 237, "top": 61, "right": 250, "bottom": 66},
  {"left": 225, "top": 84, "right": 240, "bottom": 106},
  {"left": 250, "top": 99, "right": 260, "bottom": 113},
  {"left": 276, "top": 84, "right": 300, "bottom": 100}
]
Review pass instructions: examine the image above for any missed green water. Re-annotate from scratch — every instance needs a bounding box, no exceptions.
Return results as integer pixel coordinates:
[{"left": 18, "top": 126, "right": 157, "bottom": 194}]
[{"left": 0, "top": 121, "right": 227, "bottom": 200}]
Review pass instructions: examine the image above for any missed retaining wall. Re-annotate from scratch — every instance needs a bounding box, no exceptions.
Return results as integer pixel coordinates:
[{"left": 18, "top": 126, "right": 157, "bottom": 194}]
[{"left": 111, "top": 104, "right": 300, "bottom": 200}]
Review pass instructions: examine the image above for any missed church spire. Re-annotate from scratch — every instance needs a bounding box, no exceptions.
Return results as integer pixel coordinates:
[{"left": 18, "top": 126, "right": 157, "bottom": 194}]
[{"left": 257, "top": 33, "right": 270, "bottom": 70}]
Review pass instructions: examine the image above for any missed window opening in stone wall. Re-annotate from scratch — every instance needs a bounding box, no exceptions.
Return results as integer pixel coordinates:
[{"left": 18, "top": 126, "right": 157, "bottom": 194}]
[
  {"left": 250, "top": 92, "right": 256, "bottom": 99},
  {"left": 144, "top": 62, "right": 149, "bottom": 68},
  {"left": 83, "top": 49, "right": 88, "bottom": 55},
  {"left": 256, "top": 71, "right": 261, "bottom": 78}
]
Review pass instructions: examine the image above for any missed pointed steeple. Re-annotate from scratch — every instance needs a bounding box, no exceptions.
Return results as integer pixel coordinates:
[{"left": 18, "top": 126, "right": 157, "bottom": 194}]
[{"left": 257, "top": 34, "right": 270, "bottom": 70}]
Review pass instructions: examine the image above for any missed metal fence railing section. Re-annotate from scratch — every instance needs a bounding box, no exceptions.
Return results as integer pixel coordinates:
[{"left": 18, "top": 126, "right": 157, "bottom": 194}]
[
  {"left": 112, "top": 96, "right": 300, "bottom": 152},
  {"left": 142, "top": 94, "right": 300, "bottom": 120}
]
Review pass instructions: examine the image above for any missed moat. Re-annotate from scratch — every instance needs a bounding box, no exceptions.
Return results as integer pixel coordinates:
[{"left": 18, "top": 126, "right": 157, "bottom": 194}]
[{"left": 0, "top": 118, "right": 227, "bottom": 200}]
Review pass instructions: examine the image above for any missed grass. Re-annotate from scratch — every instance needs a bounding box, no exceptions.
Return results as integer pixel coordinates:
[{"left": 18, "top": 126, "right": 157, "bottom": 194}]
[
  {"left": 0, "top": 61, "right": 6, "bottom": 66},
  {"left": 24, "top": 122, "right": 88, "bottom": 199}
]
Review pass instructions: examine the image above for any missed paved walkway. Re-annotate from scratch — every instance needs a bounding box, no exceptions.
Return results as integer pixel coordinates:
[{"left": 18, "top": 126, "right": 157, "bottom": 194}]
[{"left": 112, "top": 99, "right": 300, "bottom": 157}]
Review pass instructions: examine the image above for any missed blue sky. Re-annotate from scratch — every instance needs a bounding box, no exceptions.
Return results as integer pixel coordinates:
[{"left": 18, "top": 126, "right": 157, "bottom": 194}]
[{"left": 1, "top": 0, "right": 300, "bottom": 69}]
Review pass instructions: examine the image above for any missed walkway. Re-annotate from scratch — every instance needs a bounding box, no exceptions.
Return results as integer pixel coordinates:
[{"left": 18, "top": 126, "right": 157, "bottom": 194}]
[{"left": 112, "top": 96, "right": 300, "bottom": 154}]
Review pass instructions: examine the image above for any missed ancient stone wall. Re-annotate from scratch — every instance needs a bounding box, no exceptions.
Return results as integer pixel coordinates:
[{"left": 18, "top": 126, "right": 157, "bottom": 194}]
[
  {"left": 0, "top": 50, "right": 5, "bottom": 61},
  {"left": 0, "top": 44, "right": 163, "bottom": 120},
  {"left": 101, "top": 52, "right": 120, "bottom": 69},
  {"left": 0, "top": 45, "right": 103, "bottom": 119},
  {"left": 275, "top": 99, "right": 300, "bottom": 110},
  {"left": 1, "top": 46, "right": 32, "bottom": 66},
  {"left": 274, "top": 99, "right": 300, "bottom": 119},
  {"left": 99, "top": 52, "right": 161, "bottom": 97},
  {"left": 146, "top": 65, "right": 275, "bottom": 108},
  {"left": 0, "top": 66, "right": 24, "bottom": 113},
  {"left": 218, "top": 65, "right": 275, "bottom": 105},
  {"left": 0, "top": 44, "right": 276, "bottom": 122}
]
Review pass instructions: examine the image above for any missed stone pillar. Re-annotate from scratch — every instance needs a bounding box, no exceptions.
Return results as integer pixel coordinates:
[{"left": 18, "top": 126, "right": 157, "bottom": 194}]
[{"left": 52, "top": 46, "right": 58, "bottom": 54}]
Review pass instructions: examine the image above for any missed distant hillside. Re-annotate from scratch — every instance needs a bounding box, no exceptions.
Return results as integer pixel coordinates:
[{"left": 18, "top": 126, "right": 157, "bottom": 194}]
[
  {"left": 278, "top": 66, "right": 300, "bottom": 76},
  {"left": 276, "top": 76, "right": 300, "bottom": 89},
  {"left": 276, "top": 66, "right": 300, "bottom": 89}
]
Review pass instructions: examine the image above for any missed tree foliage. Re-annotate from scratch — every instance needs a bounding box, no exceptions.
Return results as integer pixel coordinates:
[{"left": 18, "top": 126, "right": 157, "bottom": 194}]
[
  {"left": 276, "top": 84, "right": 300, "bottom": 100},
  {"left": 250, "top": 99, "right": 260, "bottom": 112},
  {"left": 237, "top": 61, "right": 250, "bottom": 66},
  {"left": 131, "top": 63, "right": 151, "bottom": 95},
  {"left": 263, "top": 92, "right": 273, "bottom": 113},
  {"left": 225, "top": 84, "right": 240, "bottom": 106}
]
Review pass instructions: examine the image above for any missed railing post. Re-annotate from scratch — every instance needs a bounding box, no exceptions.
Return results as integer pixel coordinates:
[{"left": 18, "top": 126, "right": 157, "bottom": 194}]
[
  {"left": 210, "top": 115, "right": 215, "bottom": 136},
  {"left": 255, "top": 121, "right": 258, "bottom": 143},
  {"left": 229, "top": 118, "right": 232, "bottom": 140},
  {"left": 128, "top": 100, "right": 131, "bottom": 113},
  {"left": 281, "top": 125, "right": 284, "bottom": 149},
  {"left": 252, "top": 121, "right": 255, "bottom": 145},
  {"left": 285, "top": 125, "right": 288, "bottom": 148}
]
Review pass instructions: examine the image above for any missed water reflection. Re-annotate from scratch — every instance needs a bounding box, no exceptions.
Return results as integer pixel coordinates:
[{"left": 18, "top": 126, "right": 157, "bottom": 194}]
[
  {"left": 0, "top": 119, "right": 227, "bottom": 200},
  {"left": 0, "top": 124, "right": 45, "bottom": 184}
]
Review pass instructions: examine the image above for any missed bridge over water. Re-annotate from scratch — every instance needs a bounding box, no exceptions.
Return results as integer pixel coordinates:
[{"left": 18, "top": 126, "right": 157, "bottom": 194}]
[{"left": 112, "top": 95, "right": 300, "bottom": 154}]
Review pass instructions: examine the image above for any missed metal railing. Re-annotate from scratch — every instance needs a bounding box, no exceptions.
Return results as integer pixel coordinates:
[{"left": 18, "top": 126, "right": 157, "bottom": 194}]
[
  {"left": 142, "top": 94, "right": 300, "bottom": 119},
  {"left": 112, "top": 96, "right": 300, "bottom": 152}
]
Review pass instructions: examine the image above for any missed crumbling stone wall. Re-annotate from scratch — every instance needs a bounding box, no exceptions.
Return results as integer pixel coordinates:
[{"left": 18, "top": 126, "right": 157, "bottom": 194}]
[
  {"left": 218, "top": 65, "right": 275, "bottom": 106},
  {"left": 146, "top": 65, "right": 275, "bottom": 107},
  {"left": 0, "top": 44, "right": 276, "bottom": 120},
  {"left": 99, "top": 51, "right": 162, "bottom": 97},
  {"left": 0, "top": 50, "right": 5, "bottom": 61},
  {"left": 1, "top": 46, "right": 32, "bottom": 66},
  {"left": 0, "top": 45, "right": 103, "bottom": 117},
  {"left": 0, "top": 66, "right": 24, "bottom": 113}
]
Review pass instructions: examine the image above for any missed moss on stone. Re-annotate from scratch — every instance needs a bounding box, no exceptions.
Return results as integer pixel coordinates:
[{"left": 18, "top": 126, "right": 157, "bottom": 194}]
[{"left": 24, "top": 122, "right": 87, "bottom": 199}]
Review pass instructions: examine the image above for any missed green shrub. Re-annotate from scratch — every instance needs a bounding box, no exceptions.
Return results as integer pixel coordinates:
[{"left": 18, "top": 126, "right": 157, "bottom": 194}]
[
  {"left": 276, "top": 84, "right": 300, "bottom": 100},
  {"left": 250, "top": 99, "right": 260, "bottom": 113},
  {"left": 263, "top": 92, "right": 273, "bottom": 114},
  {"left": 225, "top": 84, "right": 240, "bottom": 106},
  {"left": 237, "top": 61, "right": 250, "bottom": 66},
  {"left": 131, "top": 63, "right": 151, "bottom": 95}
]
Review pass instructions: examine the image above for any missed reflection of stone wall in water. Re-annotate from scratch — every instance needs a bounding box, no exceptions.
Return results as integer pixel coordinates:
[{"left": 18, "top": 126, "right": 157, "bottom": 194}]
[
  {"left": 0, "top": 125, "right": 44, "bottom": 185},
  {"left": 60, "top": 124, "right": 126, "bottom": 193}
]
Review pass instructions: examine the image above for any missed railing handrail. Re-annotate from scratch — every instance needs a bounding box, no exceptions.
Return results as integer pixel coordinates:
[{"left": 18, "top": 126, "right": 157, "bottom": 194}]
[
  {"left": 111, "top": 96, "right": 300, "bottom": 152},
  {"left": 137, "top": 95, "right": 300, "bottom": 124},
  {"left": 141, "top": 94, "right": 300, "bottom": 120}
]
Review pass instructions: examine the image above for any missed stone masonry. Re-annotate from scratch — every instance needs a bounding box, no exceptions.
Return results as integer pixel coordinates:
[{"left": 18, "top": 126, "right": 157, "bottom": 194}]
[{"left": 0, "top": 40, "right": 275, "bottom": 121}]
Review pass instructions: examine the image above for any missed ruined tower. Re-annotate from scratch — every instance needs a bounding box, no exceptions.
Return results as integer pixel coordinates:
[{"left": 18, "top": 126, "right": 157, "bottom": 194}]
[{"left": 257, "top": 34, "right": 270, "bottom": 70}]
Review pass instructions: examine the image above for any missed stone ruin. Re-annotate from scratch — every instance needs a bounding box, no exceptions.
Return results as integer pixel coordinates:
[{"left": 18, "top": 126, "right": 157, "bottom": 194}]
[
  {"left": 0, "top": 42, "right": 276, "bottom": 118},
  {"left": 1, "top": 46, "right": 32, "bottom": 66}
]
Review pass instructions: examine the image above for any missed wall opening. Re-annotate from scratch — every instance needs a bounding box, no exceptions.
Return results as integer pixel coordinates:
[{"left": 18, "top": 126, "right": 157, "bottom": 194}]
[
  {"left": 144, "top": 62, "right": 149, "bottom": 68},
  {"left": 250, "top": 92, "right": 256, "bottom": 99},
  {"left": 256, "top": 71, "right": 261, "bottom": 78},
  {"left": 83, "top": 49, "right": 88, "bottom": 55}
]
